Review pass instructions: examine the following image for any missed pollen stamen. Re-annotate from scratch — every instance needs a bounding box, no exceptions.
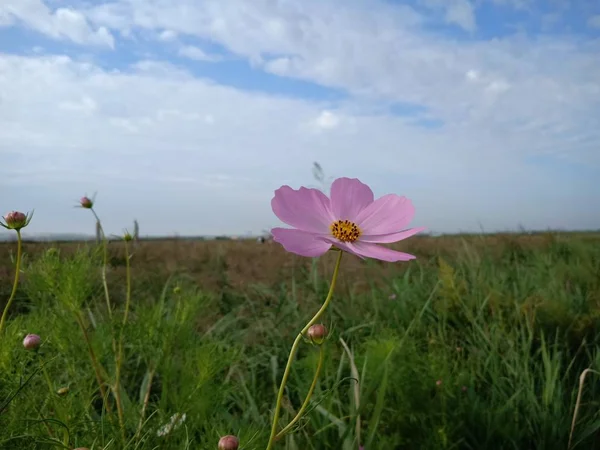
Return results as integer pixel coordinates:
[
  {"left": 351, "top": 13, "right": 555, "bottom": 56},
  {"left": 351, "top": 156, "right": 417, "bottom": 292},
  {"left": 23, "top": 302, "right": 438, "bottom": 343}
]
[{"left": 330, "top": 219, "right": 361, "bottom": 243}]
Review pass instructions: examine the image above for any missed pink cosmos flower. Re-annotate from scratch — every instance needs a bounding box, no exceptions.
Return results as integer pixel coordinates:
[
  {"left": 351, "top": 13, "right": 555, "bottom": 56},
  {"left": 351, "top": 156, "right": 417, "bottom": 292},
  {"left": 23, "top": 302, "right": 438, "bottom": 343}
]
[{"left": 270, "top": 177, "right": 425, "bottom": 262}]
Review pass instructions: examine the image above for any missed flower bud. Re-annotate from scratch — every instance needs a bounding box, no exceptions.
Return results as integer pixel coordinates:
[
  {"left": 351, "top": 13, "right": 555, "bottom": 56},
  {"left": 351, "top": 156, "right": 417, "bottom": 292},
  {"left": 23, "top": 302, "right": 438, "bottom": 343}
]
[
  {"left": 23, "top": 334, "right": 41, "bottom": 350},
  {"left": 80, "top": 197, "right": 93, "bottom": 209},
  {"left": 218, "top": 435, "right": 239, "bottom": 450},
  {"left": 3, "top": 211, "right": 29, "bottom": 230},
  {"left": 307, "top": 324, "right": 328, "bottom": 345},
  {"left": 123, "top": 232, "right": 133, "bottom": 242}
]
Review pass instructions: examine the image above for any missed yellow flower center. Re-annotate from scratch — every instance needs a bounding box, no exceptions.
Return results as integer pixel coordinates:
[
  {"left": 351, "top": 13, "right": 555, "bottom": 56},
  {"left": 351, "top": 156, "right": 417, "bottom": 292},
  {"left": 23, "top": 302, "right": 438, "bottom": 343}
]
[{"left": 330, "top": 219, "right": 361, "bottom": 243}]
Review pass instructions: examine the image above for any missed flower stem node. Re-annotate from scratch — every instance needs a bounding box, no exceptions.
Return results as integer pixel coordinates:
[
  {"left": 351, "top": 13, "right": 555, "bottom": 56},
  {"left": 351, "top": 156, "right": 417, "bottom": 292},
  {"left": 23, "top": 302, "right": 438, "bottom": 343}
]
[
  {"left": 218, "top": 435, "right": 240, "bottom": 450},
  {"left": 23, "top": 333, "right": 41, "bottom": 350},
  {"left": 307, "top": 324, "right": 328, "bottom": 345},
  {"left": 2, "top": 211, "right": 33, "bottom": 231}
]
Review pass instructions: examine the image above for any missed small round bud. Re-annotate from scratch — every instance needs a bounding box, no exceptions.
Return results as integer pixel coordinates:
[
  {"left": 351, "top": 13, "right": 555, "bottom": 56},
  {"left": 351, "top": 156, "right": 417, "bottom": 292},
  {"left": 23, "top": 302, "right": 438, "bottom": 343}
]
[
  {"left": 57, "top": 386, "right": 69, "bottom": 396},
  {"left": 173, "top": 286, "right": 181, "bottom": 295},
  {"left": 307, "top": 324, "right": 328, "bottom": 345},
  {"left": 123, "top": 232, "right": 133, "bottom": 242},
  {"left": 80, "top": 197, "right": 93, "bottom": 209},
  {"left": 3, "top": 211, "right": 28, "bottom": 230},
  {"left": 23, "top": 334, "right": 41, "bottom": 350},
  {"left": 218, "top": 435, "right": 239, "bottom": 450}
]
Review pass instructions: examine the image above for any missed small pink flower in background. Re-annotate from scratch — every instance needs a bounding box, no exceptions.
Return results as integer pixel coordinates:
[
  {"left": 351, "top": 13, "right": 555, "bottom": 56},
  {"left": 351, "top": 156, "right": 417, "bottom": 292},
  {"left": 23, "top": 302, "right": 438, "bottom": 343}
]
[
  {"left": 80, "top": 196, "right": 93, "bottom": 209},
  {"left": 1, "top": 211, "right": 33, "bottom": 231},
  {"left": 436, "top": 379, "right": 442, "bottom": 386},
  {"left": 23, "top": 334, "right": 41, "bottom": 350},
  {"left": 270, "top": 177, "right": 425, "bottom": 262},
  {"left": 389, "top": 293, "right": 397, "bottom": 300}
]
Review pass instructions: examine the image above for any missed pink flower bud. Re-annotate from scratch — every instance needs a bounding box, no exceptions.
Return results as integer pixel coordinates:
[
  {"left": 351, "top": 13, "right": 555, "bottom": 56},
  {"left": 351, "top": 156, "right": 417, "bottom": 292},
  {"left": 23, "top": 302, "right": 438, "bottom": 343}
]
[
  {"left": 218, "top": 435, "right": 239, "bottom": 450},
  {"left": 307, "top": 324, "right": 328, "bottom": 345},
  {"left": 436, "top": 379, "right": 442, "bottom": 386},
  {"left": 23, "top": 334, "right": 41, "bottom": 350},
  {"left": 3, "top": 211, "right": 28, "bottom": 230},
  {"left": 80, "top": 197, "right": 93, "bottom": 209}
]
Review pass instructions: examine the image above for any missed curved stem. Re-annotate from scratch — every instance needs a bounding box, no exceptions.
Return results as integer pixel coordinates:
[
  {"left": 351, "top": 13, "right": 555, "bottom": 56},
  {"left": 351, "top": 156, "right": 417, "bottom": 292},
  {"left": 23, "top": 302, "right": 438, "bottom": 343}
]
[
  {"left": 91, "top": 209, "right": 112, "bottom": 319},
  {"left": 38, "top": 355, "right": 66, "bottom": 444},
  {"left": 0, "top": 230, "right": 22, "bottom": 336},
  {"left": 265, "top": 251, "right": 343, "bottom": 450},
  {"left": 122, "top": 240, "right": 132, "bottom": 326},
  {"left": 114, "top": 239, "right": 132, "bottom": 441},
  {"left": 74, "top": 312, "right": 112, "bottom": 414},
  {"left": 275, "top": 345, "right": 325, "bottom": 441}
]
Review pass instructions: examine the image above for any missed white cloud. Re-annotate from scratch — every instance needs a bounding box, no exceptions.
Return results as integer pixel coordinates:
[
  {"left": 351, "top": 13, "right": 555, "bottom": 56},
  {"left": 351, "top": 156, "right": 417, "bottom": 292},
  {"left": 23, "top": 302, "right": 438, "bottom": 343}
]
[
  {"left": 445, "top": 0, "right": 477, "bottom": 32},
  {"left": 313, "top": 110, "right": 341, "bottom": 130},
  {"left": 0, "top": 0, "right": 599, "bottom": 235},
  {"left": 421, "top": 0, "right": 477, "bottom": 32},
  {"left": 1, "top": 0, "right": 115, "bottom": 48},
  {"left": 177, "top": 45, "right": 221, "bottom": 62},
  {"left": 59, "top": 96, "right": 97, "bottom": 114},
  {"left": 158, "top": 29, "right": 177, "bottom": 41}
]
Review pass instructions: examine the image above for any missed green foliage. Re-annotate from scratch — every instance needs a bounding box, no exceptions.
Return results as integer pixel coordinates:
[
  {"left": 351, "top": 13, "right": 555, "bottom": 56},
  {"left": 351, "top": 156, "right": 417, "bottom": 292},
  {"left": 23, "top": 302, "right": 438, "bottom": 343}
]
[{"left": 1, "top": 233, "right": 600, "bottom": 449}]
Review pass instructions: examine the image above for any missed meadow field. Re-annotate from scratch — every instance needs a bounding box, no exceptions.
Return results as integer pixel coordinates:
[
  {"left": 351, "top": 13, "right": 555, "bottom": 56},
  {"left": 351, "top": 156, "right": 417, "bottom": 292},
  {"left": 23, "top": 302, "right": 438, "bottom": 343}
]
[{"left": 1, "top": 232, "right": 600, "bottom": 449}]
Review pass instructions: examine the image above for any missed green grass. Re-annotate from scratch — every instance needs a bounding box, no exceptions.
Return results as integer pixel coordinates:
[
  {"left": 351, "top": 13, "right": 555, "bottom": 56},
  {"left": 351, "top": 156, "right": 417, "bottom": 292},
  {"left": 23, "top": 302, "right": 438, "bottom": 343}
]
[{"left": 1, "top": 233, "right": 600, "bottom": 449}]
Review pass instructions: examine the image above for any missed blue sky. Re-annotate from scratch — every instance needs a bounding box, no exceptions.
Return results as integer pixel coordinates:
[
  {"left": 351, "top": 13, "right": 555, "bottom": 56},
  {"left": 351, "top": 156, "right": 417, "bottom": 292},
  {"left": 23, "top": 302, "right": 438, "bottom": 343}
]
[{"left": 0, "top": 0, "right": 599, "bottom": 237}]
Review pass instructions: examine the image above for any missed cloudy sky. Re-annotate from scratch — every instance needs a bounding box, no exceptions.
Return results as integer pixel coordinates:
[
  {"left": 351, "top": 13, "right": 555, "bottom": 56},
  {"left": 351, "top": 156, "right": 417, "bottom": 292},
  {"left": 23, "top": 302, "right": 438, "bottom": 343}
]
[{"left": 1, "top": 0, "right": 599, "bottom": 237}]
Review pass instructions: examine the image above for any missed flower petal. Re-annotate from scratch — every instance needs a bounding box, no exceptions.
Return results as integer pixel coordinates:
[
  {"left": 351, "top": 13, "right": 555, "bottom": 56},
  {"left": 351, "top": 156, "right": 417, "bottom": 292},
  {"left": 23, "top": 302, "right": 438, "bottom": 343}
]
[
  {"left": 354, "top": 194, "right": 415, "bottom": 235},
  {"left": 271, "top": 186, "right": 335, "bottom": 233},
  {"left": 360, "top": 227, "right": 426, "bottom": 243},
  {"left": 271, "top": 228, "right": 332, "bottom": 257},
  {"left": 329, "top": 177, "right": 375, "bottom": 221},
  {"left": 328, "top": 240, "right": 367, "bottom": 260},
  {"left": 351, "top": 241, "right": 416, "bottom": 262}
]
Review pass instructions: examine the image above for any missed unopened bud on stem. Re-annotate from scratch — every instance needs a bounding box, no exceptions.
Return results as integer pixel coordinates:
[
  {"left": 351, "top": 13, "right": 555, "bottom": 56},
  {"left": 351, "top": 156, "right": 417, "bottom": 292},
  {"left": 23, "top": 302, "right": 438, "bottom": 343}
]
[
  {"left": 23, "top": 333, "right": 41, "bottom": 350},
  {"left": 218, "top": 435, "right": 239, "bottom": 450},
  {"left": 307, "top": 324, "right": 328, "bottom": 345},
  {"left": 2, "top": 211, "right": 32, "bottom": 231},
  {"left": 80, "top": 197, "right": 93, "bottom": 209}
]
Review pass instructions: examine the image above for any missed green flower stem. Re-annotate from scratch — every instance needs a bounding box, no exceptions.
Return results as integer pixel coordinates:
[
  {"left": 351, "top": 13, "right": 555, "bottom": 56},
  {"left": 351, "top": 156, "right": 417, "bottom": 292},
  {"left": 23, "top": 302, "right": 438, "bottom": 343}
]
[
  {"left": 38, "top": 356, "right": 68, "bottom": 445},
  {"left": 90, "top": 209, "right": 112, "bottom": 319},
  {"left": 74, "top": 312, "right": 112, "bottom": 415},
  {"left": 265, "top": 250, "right": 343, "bottom": 450},
  {"left": 275, "top": 345, "right": 325, "bottom": 441},
  {"left": 114, "top": 239, "right": 132, "bottom": 441},
  {"left": 0, "top": 229, "right": 22, "bottom": 336}
]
